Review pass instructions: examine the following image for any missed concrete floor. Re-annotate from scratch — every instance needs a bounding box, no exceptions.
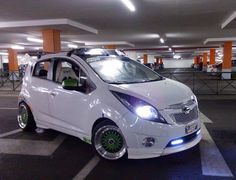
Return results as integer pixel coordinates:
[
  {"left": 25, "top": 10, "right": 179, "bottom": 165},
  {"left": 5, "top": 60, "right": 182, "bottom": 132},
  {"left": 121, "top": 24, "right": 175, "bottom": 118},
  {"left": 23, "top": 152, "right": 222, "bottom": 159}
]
[{"left": 0, "top": 92, "right": 236, "bottom": 180}]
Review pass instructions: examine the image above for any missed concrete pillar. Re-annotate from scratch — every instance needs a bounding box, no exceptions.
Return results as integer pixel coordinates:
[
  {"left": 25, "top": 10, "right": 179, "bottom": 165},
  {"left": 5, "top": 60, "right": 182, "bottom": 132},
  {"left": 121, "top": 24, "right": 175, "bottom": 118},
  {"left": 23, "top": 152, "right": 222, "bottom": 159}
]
[
  {"left": 209, "top": 49, "right": 216, "bottom": 65},
  {"left": 203, "top": 53, "right": 208, "bottom": 71},
  {"left": 194, "top": 57, "right": 197, "bottom": 65},
  {"left": 159, "top": 58, "right": 163, "bottom": 64},
  {"left": 8, "top": 49, "right": 18, "bottom": 72},
  {"left": 222, "top": 41, "right": 232, "bottom": 79},
  {"left": 143, "top": 54, "right": 148, "bottom": 64},
  {"left": 42, "top": 29, "right": 61, "bottom": 53}
]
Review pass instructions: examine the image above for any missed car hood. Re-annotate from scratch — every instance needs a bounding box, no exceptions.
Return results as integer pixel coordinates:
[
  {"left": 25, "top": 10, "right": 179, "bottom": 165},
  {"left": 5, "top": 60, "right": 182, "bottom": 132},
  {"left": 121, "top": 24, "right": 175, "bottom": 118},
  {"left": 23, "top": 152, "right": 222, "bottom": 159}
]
[{"left": 108, "top": 78, "right": 193, "bottom": 109}]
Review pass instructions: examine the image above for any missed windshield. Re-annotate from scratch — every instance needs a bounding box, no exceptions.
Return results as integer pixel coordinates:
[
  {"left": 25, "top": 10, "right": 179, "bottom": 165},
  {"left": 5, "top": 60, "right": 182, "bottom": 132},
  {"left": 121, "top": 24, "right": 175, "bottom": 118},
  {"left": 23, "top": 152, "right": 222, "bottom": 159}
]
[{"left": 86, "top": 56, "right": 162, "bottom": 84}]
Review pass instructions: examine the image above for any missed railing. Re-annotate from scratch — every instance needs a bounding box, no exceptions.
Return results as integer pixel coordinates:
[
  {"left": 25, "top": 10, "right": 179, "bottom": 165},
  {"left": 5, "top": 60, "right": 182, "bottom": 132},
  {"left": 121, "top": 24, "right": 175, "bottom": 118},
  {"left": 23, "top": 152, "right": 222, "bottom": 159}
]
[
  {"left": 0, "top": 71, "right": 23, "bottom": 91},
  {"left": 158, "top": 71, "right": 236, "bottom": 95},
  {"left": 1, "top": 68, "right": 236, "bottom": 94}
]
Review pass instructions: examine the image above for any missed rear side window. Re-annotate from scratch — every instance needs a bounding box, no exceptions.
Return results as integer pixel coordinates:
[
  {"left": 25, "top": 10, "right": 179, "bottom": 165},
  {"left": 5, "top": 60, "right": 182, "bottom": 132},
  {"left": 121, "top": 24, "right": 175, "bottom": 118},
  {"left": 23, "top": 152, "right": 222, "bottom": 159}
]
[{"left": 33, "top": 60, "right": 52, "bottom": 80}]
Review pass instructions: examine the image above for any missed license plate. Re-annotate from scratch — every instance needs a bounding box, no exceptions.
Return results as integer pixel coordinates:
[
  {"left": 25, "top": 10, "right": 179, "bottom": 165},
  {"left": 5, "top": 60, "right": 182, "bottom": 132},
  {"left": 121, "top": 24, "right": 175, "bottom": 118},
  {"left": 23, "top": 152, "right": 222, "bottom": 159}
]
[{"left": 185, "top": 123, "right": 197, "bottom": 134}]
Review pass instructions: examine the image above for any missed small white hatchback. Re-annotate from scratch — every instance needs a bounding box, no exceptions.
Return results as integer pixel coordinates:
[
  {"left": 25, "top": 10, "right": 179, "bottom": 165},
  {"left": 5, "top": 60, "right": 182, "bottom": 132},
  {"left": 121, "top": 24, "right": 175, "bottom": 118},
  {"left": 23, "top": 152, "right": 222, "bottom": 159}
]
[{"left": 18, "top": 48, "right": 201, "bottom": 160}]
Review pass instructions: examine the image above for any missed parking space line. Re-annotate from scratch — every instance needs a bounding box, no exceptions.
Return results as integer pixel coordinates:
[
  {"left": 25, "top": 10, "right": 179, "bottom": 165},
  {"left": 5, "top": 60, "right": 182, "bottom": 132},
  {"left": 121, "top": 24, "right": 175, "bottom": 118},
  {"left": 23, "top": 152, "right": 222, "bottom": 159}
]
[
  {"left": 0, "top": 129, "right": 22, "bottom": 138},
  {"left": 0, "top": 107, "right": 18, "bottom": 110},
  {"left": 73, "top": 156, "right": 100, "bottom": 180},
  {"left": 199, "top": 112, "right": 213, "bottom": 123},
  {"left": 200, "top": 123, "right": 233, "bottom": 177},
  {"left": 0, "top": 94, "right": 19, "bottom": 97}
]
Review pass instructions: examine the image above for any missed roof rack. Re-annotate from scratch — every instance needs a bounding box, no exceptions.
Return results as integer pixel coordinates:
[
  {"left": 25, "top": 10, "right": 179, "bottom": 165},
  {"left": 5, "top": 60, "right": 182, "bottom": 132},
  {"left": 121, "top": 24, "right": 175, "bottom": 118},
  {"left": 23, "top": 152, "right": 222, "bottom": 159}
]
[
  {"left": 36, "top": 51, "right": 60, "bottom": 59},
  {"left": 66, "top": 48, "right": 127, "bottom": 58},
  {"left": 67, "top": 48, "right": 104, "bottom": 57}
]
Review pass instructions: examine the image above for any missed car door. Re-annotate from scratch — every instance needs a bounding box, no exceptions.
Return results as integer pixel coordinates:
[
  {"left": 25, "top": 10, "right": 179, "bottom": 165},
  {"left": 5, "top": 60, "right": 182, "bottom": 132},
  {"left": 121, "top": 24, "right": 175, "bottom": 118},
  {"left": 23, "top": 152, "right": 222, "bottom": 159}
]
[
  {"left": 48, "top": 57, "right": 95, "bottom": 136},
  {"left": 30, "top": 59, "right": 54, "bottom": 123}
]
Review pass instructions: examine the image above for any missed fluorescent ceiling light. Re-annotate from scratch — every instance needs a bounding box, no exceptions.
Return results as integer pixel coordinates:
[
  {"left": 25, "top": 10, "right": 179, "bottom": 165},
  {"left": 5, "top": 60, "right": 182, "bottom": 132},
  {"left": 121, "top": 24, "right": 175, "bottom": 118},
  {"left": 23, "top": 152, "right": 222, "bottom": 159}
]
[
  {"left": 67, "top": 44, "right": 78, "bottom": 49},
  {"left": 174, "top": 55, "right": 181, "bottom": 59},
  {"left": 33, "top": 47, "right": 42, "bottom": 50},
  {"left": 120, "top": 0, "right": 135, "bottom": 12},
  {"left": 17, "top": 55, "right": 23, "bottom": 59},
  {"left": 0, "top": 52, "right": 8, "bottom": 56},
  {"left": 11, "top": 45, "right": 25, "bottom": 50},
  {"left": 160, "top": 38, "right": 165, "bottom": 44},
  {"left": 27, "top": 37, "right": 43, "bottom": 43}
]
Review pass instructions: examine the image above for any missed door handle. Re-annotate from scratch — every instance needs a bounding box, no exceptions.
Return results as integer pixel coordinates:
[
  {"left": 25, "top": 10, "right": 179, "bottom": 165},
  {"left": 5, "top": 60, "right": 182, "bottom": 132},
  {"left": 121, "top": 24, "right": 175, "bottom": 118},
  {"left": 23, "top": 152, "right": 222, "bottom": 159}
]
[{"left": 50, "top": 92, "right": 57, "bottom": 96}]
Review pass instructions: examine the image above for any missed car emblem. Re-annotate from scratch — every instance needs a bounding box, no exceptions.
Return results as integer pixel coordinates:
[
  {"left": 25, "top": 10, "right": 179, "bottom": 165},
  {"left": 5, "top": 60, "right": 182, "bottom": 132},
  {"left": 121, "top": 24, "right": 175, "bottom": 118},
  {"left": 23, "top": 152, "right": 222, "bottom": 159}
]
[{"left": 182, "top": 106, "right": 191, "bottom": 114}]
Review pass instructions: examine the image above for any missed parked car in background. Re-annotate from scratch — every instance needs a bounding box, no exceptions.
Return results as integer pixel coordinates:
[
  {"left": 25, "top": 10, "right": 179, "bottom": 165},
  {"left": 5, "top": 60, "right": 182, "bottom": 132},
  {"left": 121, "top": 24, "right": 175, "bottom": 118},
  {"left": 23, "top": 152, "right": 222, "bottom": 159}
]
[
  {"left": 144, "top": 63, "right": 155, "bottom": 70},
  {"left": 232, "top": 59, "right": 236, "bottom": 72},
  {"left": 207, "top": 61, "right": 222, "bottom": 75}
]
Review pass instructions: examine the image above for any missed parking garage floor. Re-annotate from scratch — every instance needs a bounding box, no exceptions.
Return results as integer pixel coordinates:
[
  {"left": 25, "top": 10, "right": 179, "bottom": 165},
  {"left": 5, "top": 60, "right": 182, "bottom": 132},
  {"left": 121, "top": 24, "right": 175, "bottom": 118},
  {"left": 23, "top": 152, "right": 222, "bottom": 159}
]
[{"left": 0, "top": 91, "right": 236, "bottom": 180}]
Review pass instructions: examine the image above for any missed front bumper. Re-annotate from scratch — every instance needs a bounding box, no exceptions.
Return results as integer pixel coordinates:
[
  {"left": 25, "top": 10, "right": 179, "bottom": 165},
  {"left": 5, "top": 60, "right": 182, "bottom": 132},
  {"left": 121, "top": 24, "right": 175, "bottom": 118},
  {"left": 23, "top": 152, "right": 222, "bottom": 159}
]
[{"left": 119, "top": 111, "right": 201, "bottom": 159}]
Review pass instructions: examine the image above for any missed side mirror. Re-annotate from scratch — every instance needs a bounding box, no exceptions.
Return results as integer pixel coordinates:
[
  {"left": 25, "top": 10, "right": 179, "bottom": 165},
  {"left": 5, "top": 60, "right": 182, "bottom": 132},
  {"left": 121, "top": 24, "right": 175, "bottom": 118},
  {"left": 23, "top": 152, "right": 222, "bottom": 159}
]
[{"left": 62, "top": 79, "right": 80, "bottom": 91}]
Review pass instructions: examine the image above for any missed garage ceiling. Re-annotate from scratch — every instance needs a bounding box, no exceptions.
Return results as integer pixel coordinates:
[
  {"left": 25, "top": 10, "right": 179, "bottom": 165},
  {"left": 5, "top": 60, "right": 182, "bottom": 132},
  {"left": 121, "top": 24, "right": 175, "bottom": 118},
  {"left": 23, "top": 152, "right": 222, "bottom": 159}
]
[{"left": 0, "top": 0, "right": 236, "bottom": 57}]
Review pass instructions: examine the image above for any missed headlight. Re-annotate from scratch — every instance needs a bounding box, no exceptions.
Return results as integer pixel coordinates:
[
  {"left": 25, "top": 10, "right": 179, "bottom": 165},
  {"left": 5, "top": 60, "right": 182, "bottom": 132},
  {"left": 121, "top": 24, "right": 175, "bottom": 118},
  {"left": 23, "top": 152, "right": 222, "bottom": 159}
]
[
  {"left": 191, "top": 94, "right": 198, "bottom": 105},
  {"left": 112, "top": 91, "right": 167, "bottom": 124},
  {"left": 135, "top": 105, "right": 158, "bottom": 119}
]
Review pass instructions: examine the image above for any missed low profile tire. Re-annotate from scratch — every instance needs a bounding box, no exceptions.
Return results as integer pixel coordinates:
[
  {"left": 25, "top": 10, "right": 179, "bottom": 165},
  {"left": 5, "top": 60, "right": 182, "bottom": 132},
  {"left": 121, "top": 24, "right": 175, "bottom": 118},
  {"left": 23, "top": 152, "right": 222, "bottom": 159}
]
[
  {"left": 18, "top": 102, "right": 36, "bottom": 131},
  {"left": 92, "top": 120, "right": 127, "bottom": 161}
]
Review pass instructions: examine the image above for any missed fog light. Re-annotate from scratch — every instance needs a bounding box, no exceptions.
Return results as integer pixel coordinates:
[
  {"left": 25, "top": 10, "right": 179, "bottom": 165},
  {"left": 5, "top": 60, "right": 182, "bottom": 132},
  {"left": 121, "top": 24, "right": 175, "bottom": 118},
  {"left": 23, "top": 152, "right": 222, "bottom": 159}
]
[
  {"left": 197, "top": 129, "right": 201, "bottom": 135},
  {"left": 142, "top": 137, "right": 155, "bottom": 147},
  {"left": 170, "top": 139, "right": 183, "bottom": 146}
]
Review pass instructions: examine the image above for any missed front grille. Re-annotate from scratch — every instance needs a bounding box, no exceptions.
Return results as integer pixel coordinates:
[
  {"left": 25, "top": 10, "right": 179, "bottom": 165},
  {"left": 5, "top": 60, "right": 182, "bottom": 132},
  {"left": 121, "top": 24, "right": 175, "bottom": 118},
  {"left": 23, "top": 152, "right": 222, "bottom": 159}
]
[
  {"left": 172, "top": 106, "right": 198, "bottom": 124},
  {"left": 168, "top": 99, "right": 195, "bottom": 109}
]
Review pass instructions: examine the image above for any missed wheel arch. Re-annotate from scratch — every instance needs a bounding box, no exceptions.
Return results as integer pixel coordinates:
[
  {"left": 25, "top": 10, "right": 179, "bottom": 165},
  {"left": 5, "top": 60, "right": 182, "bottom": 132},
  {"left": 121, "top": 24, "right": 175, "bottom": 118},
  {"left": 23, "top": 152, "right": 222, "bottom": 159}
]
[{"left": 92, "top": 117, "right": 117, "bottom": 135}]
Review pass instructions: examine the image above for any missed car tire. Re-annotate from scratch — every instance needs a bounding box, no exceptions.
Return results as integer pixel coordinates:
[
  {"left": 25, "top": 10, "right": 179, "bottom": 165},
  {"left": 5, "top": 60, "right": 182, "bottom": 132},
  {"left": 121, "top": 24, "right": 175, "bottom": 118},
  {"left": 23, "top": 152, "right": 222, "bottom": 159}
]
[
  {"left": 92, "top": 120, "right": 127, "bottom": 161},
  {"left": 18, "top": 102, "right": 36, "bottom": 131}
]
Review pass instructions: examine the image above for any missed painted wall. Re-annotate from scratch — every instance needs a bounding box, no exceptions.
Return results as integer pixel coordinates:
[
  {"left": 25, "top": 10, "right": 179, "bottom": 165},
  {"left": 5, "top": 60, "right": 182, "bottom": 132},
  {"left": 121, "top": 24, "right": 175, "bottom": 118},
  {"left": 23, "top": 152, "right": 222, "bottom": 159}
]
[
  {"left": 2, "top": 55, "right": 8, "bottom": 63},
  {"left": 0, "top": 56, "right": 2, "bottom": 69},
  {"left": 163, "top": 59, "right": 193, "bottom": 68},
  {"left": 125, "top": 51, "right": 137, "bottom": 60},
  {"left": 123, "top": 51, "right": 194, "bottom": 68}
]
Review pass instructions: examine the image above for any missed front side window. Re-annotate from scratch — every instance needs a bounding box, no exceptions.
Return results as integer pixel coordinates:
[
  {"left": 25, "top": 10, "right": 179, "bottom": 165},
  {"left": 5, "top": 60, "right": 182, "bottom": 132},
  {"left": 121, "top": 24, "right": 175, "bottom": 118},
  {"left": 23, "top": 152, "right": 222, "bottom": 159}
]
[
  {"left": 53, "top": 58, "right": 93, "bottom": 93},
  {"left": 86, "top": 56, "right": 162, "bottom": 84},
  {"left": 33, "top": 60, "right": 52, "bottom": 80}
]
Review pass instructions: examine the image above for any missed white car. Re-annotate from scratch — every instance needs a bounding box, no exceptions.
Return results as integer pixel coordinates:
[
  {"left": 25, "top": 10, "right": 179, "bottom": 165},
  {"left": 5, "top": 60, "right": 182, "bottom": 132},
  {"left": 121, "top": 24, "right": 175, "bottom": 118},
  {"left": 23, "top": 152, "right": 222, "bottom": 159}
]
[{"left": 18, "top": 48, "right": 201, "bottom": 160}]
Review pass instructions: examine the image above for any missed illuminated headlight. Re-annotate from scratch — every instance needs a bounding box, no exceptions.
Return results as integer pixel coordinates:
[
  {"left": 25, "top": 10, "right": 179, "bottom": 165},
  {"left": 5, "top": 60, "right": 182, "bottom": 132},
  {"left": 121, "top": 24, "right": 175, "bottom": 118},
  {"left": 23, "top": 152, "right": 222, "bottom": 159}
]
[
  {"left": 111, "top": 91, "right": 167, "bottom": 124},
  {"left": 135, "top": 105, "right": 158, "bottom": 120},
  {"left": 171, "top": 139, "right": 184, "bottom": 146}
]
